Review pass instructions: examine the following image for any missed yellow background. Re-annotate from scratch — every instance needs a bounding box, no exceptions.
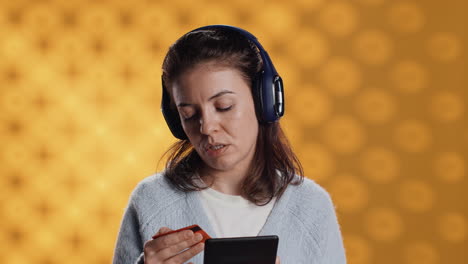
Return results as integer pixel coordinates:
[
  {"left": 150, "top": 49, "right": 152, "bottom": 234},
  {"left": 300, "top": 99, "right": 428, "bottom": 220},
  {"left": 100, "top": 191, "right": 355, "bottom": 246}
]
[{"left": 0, "top": 0, "right": 466, "bottom": 263}]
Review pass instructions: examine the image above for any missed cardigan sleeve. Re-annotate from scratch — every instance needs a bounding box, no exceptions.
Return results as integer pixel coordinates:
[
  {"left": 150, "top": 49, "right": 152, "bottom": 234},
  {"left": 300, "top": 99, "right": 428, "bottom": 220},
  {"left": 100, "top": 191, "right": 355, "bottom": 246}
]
[
  {"left": 321, "top": 199, "right": 347, "bottom": 263},
  {"left": 112, "top": 200, "right": 145, "bottom": 264}
]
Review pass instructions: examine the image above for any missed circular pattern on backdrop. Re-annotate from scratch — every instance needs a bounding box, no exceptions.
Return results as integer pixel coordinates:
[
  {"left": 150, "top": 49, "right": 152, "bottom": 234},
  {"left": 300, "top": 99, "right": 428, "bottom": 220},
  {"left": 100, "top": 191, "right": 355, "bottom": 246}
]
[
  {"left": 427, "top": 32, "right": 462, "bottom": 62},
  {"left": 281, "top": 118, "right": 305, "bottom": 148},
  {"left": 1, "top": 85, "right": 29, "bottom": 115},
  {"left": 360, "top": 147, "right": 400, "bottom": 183},
  {"left": 397, "top": 179, "right": 435, "bottom": 213},
  {"left": 0, "top": 113, "right": 30, "bottom": 141},
  {"left": 343, "top": 234, "right": 372, "bottom": 264},
  {"left": 404, "top": 241, "right": 439, "bottom": 264},
  {"left": 319, "top": 57, "right": 362, "bottom": 96},
  {"left": 437, "top": 212, "right": 467, "bottom": 243},
  {"left": 297, "top": 142, "right": 336, "bottom": 182},
  {"left": 364, "top": 207, "right": 404, "bottom": 242},
  {"left": 354, "top": 88, "right": 397, "bottom": 124},
  {"left": 353, "top": 29, "right": 393, "bottom": 65},
  {"left": 1, "top": 140, "right": 31, "bottom": 170},
  {"left": 273, "top": 55, "right": 302, "bottom": 94},
  {"left": 291, "top": 28, "right": 328, "bottom": 69},
  {"left": 1, "top": 31, "right": 32, "bottom": 60},
  {"left": 80, "top": 5, "right": 116, "bottom": 34},
  {"left": 290, "top": 84, "right": 332, "bottom": 126},
  {"left": 355, "top": 0, "right": 385, "bottom": 5},
  {"left": 394, "top": 120, "right": 432, "bottom": 153},
  {"left": 328, "top": 173, "right": 369, "bottom": 213},
  {"left": 390, "top": 60, "right": 428, "bottom": 93},
  {"left": 23, "top": 5, "right": 60, "bottom": 33},
  {"left": 433, "top": 152, "right": 465, "bottom": 183},
  {"left": 229, "top": 0, "right": 265, "bottom": 12},
  {"left": 318, "top": 1, "right": 359, "bottom": 38},
  {"left": 387, "top": 2, "right": 425, "bottom": 34},
  {"left": 430, "top": 91, "right": 464, "bottom": 123},
  {"left": 321, "top": 115, "right": 366, "bottom": 154},
  {"left": 138, "top": 7, "right": 180, "bottom": 46},
  {"left": 294, "top": 0, "right": 325, "bottom": 11},
  {"left": 194, "top": 4, "right": 238, "bottom": 28},
  {"left": 256, "top": 3, "right": 299, "bottom": 40}
]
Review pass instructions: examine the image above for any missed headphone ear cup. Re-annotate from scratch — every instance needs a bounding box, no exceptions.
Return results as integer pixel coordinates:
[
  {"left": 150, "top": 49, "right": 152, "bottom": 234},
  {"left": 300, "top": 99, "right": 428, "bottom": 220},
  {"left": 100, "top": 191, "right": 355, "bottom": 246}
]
[{"left": 161, "top": 84, "right": 188, "bottom": 140}]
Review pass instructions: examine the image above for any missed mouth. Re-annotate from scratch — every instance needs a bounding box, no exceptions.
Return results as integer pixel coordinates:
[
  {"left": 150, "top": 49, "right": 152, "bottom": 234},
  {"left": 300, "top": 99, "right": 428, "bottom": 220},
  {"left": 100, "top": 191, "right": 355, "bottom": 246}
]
[{"left": 204, "top": 143, "right": 228, "bottom": 156}]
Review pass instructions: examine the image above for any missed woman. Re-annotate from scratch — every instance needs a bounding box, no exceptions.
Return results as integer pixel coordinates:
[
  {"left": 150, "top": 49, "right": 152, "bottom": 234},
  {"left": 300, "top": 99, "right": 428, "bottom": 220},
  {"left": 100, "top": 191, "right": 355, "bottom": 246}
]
[{"left": 113, "top": 25, "right": 346, "bottom": 264}]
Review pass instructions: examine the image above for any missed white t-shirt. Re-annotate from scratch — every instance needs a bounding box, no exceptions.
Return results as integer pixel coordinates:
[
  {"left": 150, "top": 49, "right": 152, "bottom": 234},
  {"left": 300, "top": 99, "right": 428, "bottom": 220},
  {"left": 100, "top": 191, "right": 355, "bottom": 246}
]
[{"left": 197, "top": 180, "right": 276, "bottom": 238}]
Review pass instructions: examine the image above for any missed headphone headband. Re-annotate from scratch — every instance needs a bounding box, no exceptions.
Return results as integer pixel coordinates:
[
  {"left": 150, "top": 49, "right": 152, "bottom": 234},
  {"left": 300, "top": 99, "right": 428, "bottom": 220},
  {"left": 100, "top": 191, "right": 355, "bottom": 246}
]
[{"left": 188, "top": 25, "right": 279, "bottom": 78}]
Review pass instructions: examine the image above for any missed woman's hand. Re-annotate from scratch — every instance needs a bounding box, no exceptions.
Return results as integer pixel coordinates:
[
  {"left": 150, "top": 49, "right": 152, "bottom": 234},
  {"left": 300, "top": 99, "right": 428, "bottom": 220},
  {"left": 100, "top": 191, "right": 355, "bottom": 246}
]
[
  {"left": 276, "top": 256, "right": 281, "bottom": 264},
  {"left": 144, "top": 227, "right": 205, "bottom": 264}
]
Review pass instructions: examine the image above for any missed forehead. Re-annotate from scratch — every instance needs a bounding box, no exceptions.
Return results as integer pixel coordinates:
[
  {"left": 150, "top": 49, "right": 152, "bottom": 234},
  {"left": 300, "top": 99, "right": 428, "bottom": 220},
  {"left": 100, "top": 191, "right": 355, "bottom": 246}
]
[{"left": 172, "top": 63, "right": 250, "bottom": 100}]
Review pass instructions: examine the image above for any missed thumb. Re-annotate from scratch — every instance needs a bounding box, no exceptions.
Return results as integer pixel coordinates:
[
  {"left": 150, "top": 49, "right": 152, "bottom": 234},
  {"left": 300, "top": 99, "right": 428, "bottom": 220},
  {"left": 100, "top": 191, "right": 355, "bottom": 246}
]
[{"left": 276, "top": 256, "right": 280, "bottom": 264}]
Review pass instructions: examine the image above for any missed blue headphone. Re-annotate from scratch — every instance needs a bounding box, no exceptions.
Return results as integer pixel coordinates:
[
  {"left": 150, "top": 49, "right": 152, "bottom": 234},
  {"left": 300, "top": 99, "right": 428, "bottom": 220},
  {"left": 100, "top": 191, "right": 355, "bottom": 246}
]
[{"left": 161, "top": 25, "right": 285, "bottom": 140}]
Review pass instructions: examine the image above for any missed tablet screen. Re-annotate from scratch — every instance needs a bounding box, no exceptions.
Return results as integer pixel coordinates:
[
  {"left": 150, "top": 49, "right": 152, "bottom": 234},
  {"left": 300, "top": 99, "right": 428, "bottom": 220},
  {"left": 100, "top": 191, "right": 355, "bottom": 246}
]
[{"left": 203, "top": 235, "right": 278, "bottom": 264}]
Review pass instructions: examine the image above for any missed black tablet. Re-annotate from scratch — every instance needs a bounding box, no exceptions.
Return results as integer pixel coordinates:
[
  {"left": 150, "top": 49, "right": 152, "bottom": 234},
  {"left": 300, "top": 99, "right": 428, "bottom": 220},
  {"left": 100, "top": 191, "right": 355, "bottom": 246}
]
[{"left": 203, "top": 235, "right": 279, "bottom": 264}]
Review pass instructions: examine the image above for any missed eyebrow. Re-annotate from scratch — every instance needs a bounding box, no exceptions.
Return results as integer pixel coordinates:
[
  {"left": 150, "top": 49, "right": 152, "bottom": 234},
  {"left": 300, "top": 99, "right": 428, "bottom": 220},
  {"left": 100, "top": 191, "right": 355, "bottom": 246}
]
[{"left": 177, "top": 90, "right": 235, "bottom": 107}]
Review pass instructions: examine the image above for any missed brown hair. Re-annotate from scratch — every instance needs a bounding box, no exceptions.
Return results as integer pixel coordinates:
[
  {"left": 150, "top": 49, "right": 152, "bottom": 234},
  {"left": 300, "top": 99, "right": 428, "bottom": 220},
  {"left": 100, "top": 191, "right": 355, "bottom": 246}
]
[{"left": 161, "top": 27, "right": 304, "bottom": 205}]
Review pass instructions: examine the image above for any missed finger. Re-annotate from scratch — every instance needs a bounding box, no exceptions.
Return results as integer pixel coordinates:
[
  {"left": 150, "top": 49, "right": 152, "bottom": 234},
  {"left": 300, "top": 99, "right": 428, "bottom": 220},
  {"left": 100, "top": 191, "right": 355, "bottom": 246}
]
[
  {"left": 167, "top": 241, "right": 205, "bottom": 263},
  {"left": 146, "top": 227, "right": 175, "bottom": 251},
  {"left": 151, "top": 227, "right": 173, "bottom": 238},
  {"left": 144, "top": 228, "right": 178, "bottom": 256},
  {"left": 160, "top": 227, "right": 173, "bottom": 233},
  {"left": 144, "top": 230, "right": 194, "bottom": 263},
  {"left": 154, "top": 229, "right": 195, "bottom": 252},
  {"left": 276, "top": 256, "right": 280, "bottom": 264},
  {"left": 157, "top": 232, "right": 203, "bottom": 260},
  {"left": 159, "top": 227, "right": 174, "bottom": 237}
]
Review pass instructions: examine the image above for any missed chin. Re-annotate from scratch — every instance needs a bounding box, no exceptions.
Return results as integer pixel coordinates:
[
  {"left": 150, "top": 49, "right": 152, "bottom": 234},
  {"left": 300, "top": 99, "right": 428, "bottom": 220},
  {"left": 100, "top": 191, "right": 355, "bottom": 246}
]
[{"left": 203, "top": 158, "right": 238, "bottom": 172}]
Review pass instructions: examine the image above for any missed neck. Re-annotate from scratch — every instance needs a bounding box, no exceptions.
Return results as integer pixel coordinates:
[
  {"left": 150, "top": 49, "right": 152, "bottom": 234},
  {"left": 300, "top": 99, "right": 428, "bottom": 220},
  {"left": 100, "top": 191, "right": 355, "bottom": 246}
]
[{"left": 200, "top": 167, "right": 249, "bottom": 196}]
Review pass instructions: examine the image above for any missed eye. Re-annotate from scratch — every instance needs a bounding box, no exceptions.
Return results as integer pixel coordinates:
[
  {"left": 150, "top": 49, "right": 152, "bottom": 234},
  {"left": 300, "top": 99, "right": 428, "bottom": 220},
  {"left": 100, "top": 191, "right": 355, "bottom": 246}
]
[
  {"left": 217, "top": 105, "right": 233, "bottom": 112},
  {"left": 182, "top": 113, "right": 198, "bottom": 121},
  {"left": 179, "top": 108, "right": 197, "bottom": 122}
]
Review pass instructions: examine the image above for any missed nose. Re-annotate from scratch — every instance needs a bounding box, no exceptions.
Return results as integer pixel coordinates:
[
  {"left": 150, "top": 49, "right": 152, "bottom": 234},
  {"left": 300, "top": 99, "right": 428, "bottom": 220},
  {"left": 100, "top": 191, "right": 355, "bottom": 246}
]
[{"left": 199, "top": 111, "right": 219, "bottom": 135}]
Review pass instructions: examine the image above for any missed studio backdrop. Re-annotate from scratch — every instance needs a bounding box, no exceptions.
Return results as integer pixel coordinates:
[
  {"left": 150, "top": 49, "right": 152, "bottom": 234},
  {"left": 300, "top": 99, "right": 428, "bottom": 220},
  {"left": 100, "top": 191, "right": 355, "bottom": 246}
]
[{"left": 0, "top": 0, "right": 466, "bottom": 263}]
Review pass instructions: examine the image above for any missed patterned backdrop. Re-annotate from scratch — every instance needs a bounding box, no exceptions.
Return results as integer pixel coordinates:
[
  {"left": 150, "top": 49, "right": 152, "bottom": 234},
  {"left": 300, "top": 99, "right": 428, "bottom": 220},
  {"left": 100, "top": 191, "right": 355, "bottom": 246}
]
[{"left": 0, "top": 0, "right": 466, "bottom": 263}]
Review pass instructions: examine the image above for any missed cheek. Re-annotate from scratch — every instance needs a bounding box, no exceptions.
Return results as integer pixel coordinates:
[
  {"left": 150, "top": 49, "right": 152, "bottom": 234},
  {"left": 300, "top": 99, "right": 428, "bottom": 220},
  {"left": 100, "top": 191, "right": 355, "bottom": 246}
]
[
  {"left": 180, "top": 121, "right": 200, "bottom": 142},
  {"left": 226, "top": 105, "right": 258, "bottom": 136}
]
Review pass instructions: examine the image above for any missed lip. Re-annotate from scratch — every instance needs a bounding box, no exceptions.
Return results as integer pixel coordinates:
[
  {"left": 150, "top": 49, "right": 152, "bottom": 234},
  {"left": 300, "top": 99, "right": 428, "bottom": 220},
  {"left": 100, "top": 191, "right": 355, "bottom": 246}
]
[{"left": 204, "top": 143, "right": 229, "bottom": 157}]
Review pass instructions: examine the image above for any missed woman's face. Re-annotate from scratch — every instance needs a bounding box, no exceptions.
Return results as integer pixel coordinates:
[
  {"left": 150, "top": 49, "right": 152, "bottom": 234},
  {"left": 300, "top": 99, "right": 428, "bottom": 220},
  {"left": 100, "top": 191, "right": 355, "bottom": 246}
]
[{"left": 171, "top": 63, "right": 259, "bottom": 176}]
